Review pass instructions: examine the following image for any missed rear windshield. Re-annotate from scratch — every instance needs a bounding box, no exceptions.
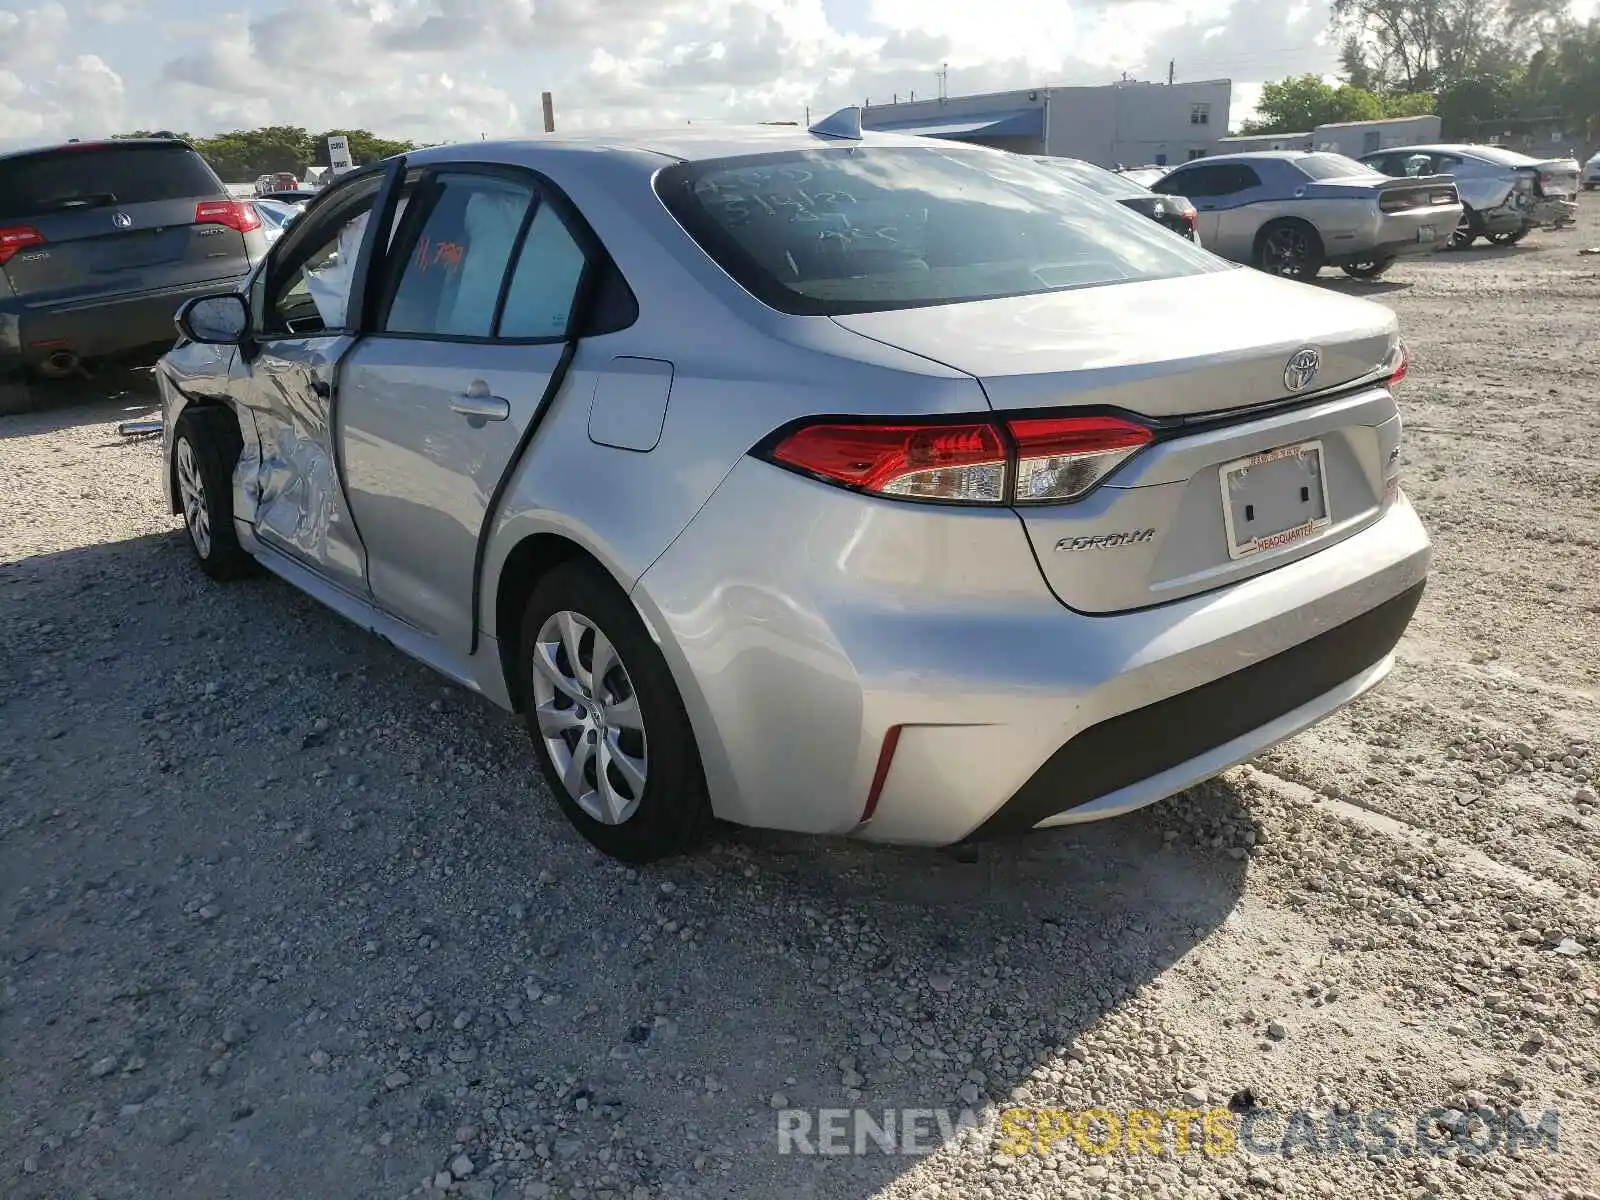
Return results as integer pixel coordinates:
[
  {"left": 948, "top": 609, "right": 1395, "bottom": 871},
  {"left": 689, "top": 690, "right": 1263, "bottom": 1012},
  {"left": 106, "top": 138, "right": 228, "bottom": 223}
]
[
  {"left": 1466, "top": 145, "right": 1539, "bottom": 168},
  {"left": 1294, "top": 153, "right": 1382, "bottom": 180},
  {"left": 654, "top": 146, "right": 1225, "bottom": 316},
  {"left": 0, "top": 143, "right": 225, "bottom": 219}
]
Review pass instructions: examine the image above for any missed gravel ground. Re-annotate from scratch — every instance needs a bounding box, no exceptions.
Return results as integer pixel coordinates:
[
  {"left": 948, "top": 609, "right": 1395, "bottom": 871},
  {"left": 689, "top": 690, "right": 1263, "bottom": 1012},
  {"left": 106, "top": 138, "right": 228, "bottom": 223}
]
[{"left": 3, "top": 211, "right": 1598, "bottom": 1200}]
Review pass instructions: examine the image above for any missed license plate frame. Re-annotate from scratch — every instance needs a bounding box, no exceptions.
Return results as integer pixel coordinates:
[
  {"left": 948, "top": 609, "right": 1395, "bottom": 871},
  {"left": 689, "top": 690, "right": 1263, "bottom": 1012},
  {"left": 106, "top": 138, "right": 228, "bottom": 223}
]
[{"left": 1218, "top": 439, "right": 1332, "bottom": 562}]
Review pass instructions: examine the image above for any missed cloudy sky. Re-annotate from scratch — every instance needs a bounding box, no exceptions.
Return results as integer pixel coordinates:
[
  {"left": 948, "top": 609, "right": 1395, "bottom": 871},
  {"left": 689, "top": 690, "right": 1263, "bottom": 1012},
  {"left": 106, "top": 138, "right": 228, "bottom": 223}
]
[{"left": 0, "top": 0, "right": 1593, "bottom": 151}]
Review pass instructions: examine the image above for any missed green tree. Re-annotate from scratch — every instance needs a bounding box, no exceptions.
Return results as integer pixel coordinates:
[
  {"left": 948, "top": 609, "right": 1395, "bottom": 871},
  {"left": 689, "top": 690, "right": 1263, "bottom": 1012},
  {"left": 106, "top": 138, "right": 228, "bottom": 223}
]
[
  {"left": 1334, "top": 0, "right": 1565, "bottom": 92},
  {"left": 1239, "top": 75, "right": 1385, "bottom": 134},
  {"left": 1381, "top": 91, "right": 1439, "bottom": 117}
]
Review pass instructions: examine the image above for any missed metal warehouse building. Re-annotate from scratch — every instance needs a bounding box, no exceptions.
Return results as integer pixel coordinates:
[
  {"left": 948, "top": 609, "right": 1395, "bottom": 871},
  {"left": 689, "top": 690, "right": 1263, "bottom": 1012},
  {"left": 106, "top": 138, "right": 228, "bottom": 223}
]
[{"left": 859, "top": 81, "right": 1233, "bottom": 168}]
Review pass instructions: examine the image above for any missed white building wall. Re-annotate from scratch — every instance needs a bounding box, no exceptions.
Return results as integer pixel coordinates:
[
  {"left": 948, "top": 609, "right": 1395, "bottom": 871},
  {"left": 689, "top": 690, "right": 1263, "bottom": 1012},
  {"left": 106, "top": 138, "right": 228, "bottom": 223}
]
[
  {"left": 1043, "top": 81, "right": 1232, "bottom": 167},
  {"left": 1311, "top": 116, "right": 1443, "bottom": 157}
]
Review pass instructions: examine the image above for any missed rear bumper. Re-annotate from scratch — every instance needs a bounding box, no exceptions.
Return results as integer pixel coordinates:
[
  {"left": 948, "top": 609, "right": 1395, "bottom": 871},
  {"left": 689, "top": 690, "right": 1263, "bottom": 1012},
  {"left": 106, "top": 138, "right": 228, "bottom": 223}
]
[
  {"left": 1529, "top": 197, "right": 1578, "bottom": 226},
  {"left": 0, "top": 275, "right": 247, "bottom": 372},
  {"left": 634, "top": 454, "right": 1432, "bottom": 846},
  {"left": 1327, "top": 208, "right": 1456, "bottom": 264}
]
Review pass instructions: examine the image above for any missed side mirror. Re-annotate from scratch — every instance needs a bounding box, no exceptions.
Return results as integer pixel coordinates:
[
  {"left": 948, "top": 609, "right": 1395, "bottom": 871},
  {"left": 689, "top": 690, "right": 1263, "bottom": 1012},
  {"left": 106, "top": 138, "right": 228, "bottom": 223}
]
[{"left": 177, "top": 292, "right": 250, "bottom": 345}]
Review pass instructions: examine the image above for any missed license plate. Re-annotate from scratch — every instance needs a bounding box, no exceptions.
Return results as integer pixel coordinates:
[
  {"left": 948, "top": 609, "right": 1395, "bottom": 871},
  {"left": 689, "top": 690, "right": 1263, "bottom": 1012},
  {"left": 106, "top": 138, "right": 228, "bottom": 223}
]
[
  {"left": 1418, "top": 224, "right": 1435, "bottom": 242},
  {"left": 1219, "top": 440, "right": 1332, "bottom": 561}
]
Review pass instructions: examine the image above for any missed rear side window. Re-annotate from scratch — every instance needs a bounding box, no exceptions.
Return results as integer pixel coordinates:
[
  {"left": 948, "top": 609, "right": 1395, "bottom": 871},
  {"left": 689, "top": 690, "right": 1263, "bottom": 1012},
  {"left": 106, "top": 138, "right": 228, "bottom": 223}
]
[
  {"left": 498, "top": 205, "right": 589, "bottom": 339},
  {"left": 656, "top": 146, "right": 1222, "bottom": 316},
  {"left": 0, "top": 144, "right": 225, "bottom": 219}
]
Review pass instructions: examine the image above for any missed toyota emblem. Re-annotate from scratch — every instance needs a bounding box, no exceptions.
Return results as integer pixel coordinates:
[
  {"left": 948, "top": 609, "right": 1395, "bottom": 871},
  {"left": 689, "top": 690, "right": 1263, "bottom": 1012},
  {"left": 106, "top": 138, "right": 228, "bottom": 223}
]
[
  {"left": 111, "top": 211, "right": 134, "bottom": 229},
  {"left": 1283, "top": 347, "right": 1320, "bottom": 392}
]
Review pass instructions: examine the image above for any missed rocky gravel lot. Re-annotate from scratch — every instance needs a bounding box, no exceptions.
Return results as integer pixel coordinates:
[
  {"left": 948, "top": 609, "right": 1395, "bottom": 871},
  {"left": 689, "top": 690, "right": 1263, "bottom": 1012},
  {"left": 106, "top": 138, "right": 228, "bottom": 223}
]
[{"left": 3, "top": 211, "right": 1599, "bottom": 1200}]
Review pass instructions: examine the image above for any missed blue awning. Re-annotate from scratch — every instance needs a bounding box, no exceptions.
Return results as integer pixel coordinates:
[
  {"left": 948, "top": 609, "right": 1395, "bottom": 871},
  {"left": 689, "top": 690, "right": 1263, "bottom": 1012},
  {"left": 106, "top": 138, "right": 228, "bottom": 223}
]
[{"left": 867, "top": 109, "right": 1043, "bottom": 140}]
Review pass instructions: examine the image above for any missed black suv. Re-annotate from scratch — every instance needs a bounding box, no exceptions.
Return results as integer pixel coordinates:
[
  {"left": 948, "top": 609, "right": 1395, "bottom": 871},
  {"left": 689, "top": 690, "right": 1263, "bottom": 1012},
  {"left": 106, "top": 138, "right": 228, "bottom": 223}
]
[{"left": 0, "top": 137, "right": 270, "bottom": 386}]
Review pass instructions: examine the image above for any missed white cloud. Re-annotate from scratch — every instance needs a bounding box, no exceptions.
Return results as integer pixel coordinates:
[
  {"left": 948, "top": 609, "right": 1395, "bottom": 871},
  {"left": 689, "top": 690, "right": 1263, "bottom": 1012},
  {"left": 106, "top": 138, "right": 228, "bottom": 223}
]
[{"left": 0, "top": 0, "right": 1356, "bottom": 147}]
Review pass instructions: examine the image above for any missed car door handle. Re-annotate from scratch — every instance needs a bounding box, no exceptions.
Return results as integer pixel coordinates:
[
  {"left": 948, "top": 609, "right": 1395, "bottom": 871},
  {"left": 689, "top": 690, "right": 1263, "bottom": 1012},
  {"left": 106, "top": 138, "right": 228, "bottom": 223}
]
[{"left": 449, "top": 393, "right": 510, "bottom": 421}]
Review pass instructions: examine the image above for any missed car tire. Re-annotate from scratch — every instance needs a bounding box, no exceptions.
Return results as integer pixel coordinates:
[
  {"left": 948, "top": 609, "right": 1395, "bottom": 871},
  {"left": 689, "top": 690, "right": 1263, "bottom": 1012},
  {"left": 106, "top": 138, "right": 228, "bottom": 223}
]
[
  {"left": 172, "top": 406, "right": 256, "bottom": 581},
  {"left": 1342, "top": 258, "right": 1394, "bottom": 280},
  {"left": 1450, "top": 207, "right": 1480, "bottom": 249},
  {"left": 517, "top": 559, "right": 714, "bottom": 863},
  {"left": 1254, "top": 219, "right": 1324, "bottom": 282}
]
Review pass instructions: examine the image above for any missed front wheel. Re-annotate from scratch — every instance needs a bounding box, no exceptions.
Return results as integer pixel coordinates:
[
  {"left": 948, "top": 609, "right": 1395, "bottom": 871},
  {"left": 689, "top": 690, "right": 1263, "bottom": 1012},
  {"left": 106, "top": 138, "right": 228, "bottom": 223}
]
[
  {"left": 1485, "top": 228, "right": 1528, "bottom": 247},
  {"left": 518, "top": 560, "right": 714, "bottom": 863},
  {"left": 1450, "top": 208, "right": 1479, "bottom": 249},
  {"left": 1255, "top": 220, "right": 1325, "bottom": 282},
  {"left": 172, "top": 407, "right": 256, "bottom": 581},
  {"left": 1342, "top": 258, "right": 1394, "bottom": 280}
]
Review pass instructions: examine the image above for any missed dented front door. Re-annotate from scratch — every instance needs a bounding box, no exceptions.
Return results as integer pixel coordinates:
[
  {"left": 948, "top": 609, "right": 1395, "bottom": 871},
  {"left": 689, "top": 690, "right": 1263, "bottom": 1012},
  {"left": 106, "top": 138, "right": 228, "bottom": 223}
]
[{"left": 234, "top": 160, "right": 404, "bottom": 594}]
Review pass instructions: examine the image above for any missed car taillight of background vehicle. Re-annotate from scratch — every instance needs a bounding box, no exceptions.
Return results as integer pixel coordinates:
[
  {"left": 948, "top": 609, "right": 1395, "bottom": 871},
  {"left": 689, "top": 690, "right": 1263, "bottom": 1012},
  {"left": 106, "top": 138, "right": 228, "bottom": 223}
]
[
  {"left": 0, "top": 225, "right": 46, "bottom": 266},
  {"left": 194, "top": 200, "right": 261, "bottom": 233},
  {"left": 763, "top": 414, "right": 1154, "bottom": 506},
  {"left": 1387, "top": 343, "right": 1408, "bottom": 388}
]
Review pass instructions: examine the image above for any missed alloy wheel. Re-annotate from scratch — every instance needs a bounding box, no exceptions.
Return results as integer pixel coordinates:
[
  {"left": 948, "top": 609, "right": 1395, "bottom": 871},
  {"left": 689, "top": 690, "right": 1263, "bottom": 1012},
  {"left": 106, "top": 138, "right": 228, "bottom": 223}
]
[
  {"left": 1262, "top": 227, "right": 1311, "bottom": 277},
  {"left": 529, "top": 609, "right": 649, "bottom": 825},
  {"left": 175, "top": 438, "right": 211, "bottom": 558}
]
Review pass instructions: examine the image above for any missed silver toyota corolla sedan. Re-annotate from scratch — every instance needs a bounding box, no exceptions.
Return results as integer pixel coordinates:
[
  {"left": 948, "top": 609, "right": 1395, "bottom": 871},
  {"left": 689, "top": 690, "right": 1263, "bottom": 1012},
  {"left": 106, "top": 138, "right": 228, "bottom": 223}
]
[{"left": 155, "top": 115, "right": 1431, "bottom": 863}]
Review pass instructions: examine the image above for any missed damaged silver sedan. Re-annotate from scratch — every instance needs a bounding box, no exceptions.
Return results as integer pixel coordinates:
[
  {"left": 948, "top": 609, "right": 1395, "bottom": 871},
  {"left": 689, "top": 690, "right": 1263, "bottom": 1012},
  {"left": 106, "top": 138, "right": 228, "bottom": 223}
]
[{"left": 155, "top": 124, "right": 1430, "bottom": 863}]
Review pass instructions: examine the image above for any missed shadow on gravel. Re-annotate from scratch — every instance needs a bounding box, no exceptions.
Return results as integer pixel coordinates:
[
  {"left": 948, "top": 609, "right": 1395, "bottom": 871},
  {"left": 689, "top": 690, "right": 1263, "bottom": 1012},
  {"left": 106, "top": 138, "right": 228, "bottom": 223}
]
[
  {"left": 0, "top": 364, "right": 160, "bottom": 438},
  {"left": 0, "top": 527, "right": 1258, "bottom": 1200},
  {"left": 1318, "top": 277, "right": 1413, "bottom": 296}
]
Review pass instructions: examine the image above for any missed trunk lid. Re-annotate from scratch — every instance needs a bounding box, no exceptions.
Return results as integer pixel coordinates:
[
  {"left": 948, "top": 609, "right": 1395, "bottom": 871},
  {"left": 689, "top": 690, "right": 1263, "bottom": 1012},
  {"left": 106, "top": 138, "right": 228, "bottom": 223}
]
[
  {"left": 1518, "top": 158, "right": 1580, "bottom": 198},
  {"left": 0, "top": 141, "right": 253, "bottom": 306},
  {"left": 830, "top": 267, "right": 1396, "bottom": 419},
  {"left": 832, "top": 269, "right": 1403, "bottom": 614}
]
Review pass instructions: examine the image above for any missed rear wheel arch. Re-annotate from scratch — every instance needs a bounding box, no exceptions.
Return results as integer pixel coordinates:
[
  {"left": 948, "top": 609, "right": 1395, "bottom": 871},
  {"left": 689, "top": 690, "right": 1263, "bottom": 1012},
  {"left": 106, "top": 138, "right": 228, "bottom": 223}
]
[{"left": 494, "top": 533, "right": 601, "bottom": 711}]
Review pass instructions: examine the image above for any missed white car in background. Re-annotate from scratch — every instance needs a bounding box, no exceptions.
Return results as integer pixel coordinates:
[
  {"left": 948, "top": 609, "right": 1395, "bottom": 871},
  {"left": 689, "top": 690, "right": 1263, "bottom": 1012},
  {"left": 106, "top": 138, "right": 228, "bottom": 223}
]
[{"left": 1584, "top": 152, "right": 1600, "bottom": 191}]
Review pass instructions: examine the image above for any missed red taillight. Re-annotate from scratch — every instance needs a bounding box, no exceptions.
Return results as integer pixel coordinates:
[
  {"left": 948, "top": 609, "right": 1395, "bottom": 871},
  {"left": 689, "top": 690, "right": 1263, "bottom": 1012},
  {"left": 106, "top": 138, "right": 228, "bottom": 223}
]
[
  {"left": 1387, "top": 343, "right": 1408, "bottom": 388},
  {"left": 769, "top": 421, "right": 1008, "bottom": 503},
  {"left": 194, "top": 199, "right": 261, "bottom": 234},
  {"left": 860, "top": 725, "right": 903, "bottom": 825},
  {"left": 763, "top": 413, "right": 1153, "bottom": 506},
  {"left": 0, "top": 225, "right": 46, "bottom": 266},
  {"left": 1007, "top": 415, "right": 1154, "bottom": 503}
]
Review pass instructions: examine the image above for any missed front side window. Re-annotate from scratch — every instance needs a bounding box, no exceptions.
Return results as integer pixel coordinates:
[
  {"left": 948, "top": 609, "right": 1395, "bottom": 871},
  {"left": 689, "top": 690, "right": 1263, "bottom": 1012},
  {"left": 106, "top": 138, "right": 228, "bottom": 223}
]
[
  {"left": 382, "top": 172, "right": 536, "bottom": 338},
  {"left": 261, "top": 177, "right": 383, "bottom": 336},
  {"left": 655, "top": 146, "right": 1224, "bottom": 316}
]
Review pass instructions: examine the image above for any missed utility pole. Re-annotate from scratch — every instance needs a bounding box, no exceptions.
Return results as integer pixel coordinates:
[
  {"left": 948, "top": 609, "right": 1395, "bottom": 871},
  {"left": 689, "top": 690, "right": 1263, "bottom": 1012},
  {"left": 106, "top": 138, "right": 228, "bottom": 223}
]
[
  {"left": 541, "top": 91, "right": 555, "bottom": 133},
  {"left": 1168, "top": 60, "right": 1175, "bottom": 85},
  {"left": 937, "top": 63, "right": 948, "bottom": 103}
]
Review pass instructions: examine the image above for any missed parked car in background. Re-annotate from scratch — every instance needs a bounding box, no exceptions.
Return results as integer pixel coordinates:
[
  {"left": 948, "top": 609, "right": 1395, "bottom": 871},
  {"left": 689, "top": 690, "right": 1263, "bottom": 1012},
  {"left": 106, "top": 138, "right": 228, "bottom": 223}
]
[
  {"left": 1361, "top": 144, "right": 1579, "bottom": 247},
  {"left": 0, "top": 137, "right": 269, "bottom": 383},
  {"left": 1151, "top": 151, "right": 1460, "bottom": 281},
  {"left": 1585, "top": 151, "right": 1600, "bottom": 191},
  {"left": 251, "top": 198, "right": 303, "bottom": 244},
  {"left": 256, "top": 188, "right": 322, "bottom": 206},
  {"left": 1115, "top": 166, "right": 1170, "bottom": 189},
  {"left": 1033, "top": 156, "right": 1201, "bottom": 243},
  {"left": 155, "top": 121, "right": 1429, "bottom": 862},
  {"left": 253, "top": 174, "right": 277, "bottom": 197}
]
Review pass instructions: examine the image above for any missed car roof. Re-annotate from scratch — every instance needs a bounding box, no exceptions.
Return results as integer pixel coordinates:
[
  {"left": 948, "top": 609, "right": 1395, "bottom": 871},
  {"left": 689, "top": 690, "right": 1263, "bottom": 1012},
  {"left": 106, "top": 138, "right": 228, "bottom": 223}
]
[
  {"left": 0, "top": 137, "right": 196, "bottom": 164},
  {"left": 1175, "top": 151, "right": 1310, "bottom": 163},
  {"left": 405, "top": 124, "right": 980, "bottom": 168}
]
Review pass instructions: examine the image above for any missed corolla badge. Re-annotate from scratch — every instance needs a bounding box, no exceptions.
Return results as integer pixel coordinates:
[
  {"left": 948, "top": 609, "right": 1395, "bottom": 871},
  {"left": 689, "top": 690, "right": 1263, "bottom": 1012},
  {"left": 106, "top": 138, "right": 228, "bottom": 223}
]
[
  {"left": 1283, "top": 347, "right": 1321, "bottom": 392},
  {"left": 112, "top": 211, "right": 134, "bottom": 229}
]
